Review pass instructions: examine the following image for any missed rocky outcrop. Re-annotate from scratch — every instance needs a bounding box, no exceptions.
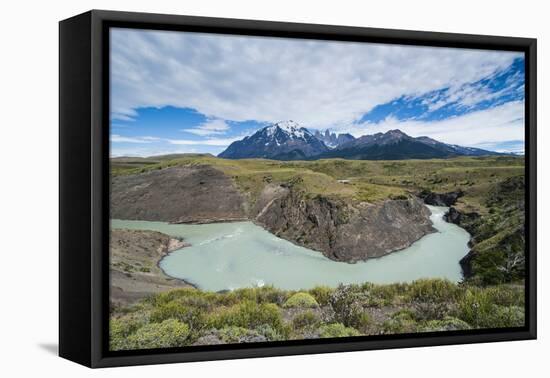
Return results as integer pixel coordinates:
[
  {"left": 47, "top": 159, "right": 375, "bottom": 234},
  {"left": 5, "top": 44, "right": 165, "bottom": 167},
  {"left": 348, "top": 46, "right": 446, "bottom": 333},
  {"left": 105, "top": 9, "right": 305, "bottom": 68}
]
[
  {"left": 443, "top": 208, "right": 480, "bottom": 236},
  {"left": 110, "top": 229, "right": 191, "bottom": 305},
  {"left": 254, "top": 186, "right": 435, "bottom": 262},
  {"left": 111, "top": 165, "right": 248, "bottom": 223},
  {"left": 420, "top": 190, "right": 463, "bottom": 206}
]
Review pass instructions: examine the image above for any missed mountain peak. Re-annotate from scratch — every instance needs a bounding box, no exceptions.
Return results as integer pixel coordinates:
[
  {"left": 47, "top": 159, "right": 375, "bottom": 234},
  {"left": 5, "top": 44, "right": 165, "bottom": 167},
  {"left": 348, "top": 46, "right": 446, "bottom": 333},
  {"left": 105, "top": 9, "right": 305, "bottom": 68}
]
[
  {"left": 386, "top": 129, "right": 407, "bottom": 136},
  {"left": 314, "top": 128, "right": 355, "bottom": 148},
  {"left": 265, "top": 120, "right": 310, "bottom": 139},
  {"left": 218, "top": 120, "right": 328, "bottom": 160}
]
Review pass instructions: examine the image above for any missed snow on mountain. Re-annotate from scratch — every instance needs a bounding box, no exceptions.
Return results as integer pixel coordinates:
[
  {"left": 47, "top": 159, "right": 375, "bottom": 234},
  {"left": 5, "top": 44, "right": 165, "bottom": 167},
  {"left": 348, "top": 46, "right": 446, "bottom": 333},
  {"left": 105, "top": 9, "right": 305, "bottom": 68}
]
[
  {"left": 218, "top": 121, "right": 329, "bottom": 160},
  {"left": 318, "top": 129, "right": 503, "bottom": 160},
  {"left": 220, "top": 123, "right": 504, "bottom": 161},
  {"left": 314, "top": 129, "right": 355, "bottom": 148}
]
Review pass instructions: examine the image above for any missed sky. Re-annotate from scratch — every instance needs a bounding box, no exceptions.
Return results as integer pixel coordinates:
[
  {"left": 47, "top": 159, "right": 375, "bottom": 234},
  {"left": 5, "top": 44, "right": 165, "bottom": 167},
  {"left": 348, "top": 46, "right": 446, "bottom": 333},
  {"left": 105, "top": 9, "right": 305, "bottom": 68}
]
[{"left": 110, "top": 28, "right": 525, "bottom": 157}]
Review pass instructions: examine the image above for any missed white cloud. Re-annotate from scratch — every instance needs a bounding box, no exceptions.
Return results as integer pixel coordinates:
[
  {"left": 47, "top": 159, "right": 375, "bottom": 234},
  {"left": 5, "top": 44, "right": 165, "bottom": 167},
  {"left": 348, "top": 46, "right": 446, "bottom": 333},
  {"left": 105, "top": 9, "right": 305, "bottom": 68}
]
[
  {"left": 111, "top": 134, "right": 160, "bottom": 143},
  {"left": 342, "top": 101, "right": 524, "bottom": 148},
  {"left": 181, "top": 118, "right": 230, "bottom": 136},
  {"left": 110, "top": 146, "right": 199, "bottom": 158},
  {"left": 422, "top": 69, "right": 523, "bottom": 112},
  {"left": 110, "top": 28, "right": 523, "bottom": 130},
  {"left": 167, "top": 136, "right": 243, "bottom": 146}
]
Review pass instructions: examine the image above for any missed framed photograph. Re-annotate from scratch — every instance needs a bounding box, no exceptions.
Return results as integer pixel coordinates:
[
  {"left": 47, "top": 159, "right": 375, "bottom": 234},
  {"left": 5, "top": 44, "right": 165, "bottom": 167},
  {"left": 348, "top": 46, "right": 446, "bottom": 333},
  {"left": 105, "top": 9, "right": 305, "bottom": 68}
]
[{"left": 59, "top": 10, "right": 536, "bottom": 368}]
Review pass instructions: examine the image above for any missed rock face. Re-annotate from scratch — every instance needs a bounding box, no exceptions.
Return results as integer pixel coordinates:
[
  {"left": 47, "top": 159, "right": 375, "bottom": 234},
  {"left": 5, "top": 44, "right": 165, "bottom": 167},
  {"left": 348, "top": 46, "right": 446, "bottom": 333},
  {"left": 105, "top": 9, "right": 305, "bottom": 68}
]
[
  {"left": 421, "top": 190, "right": 464, "bottom": 206},
  {"left": 313, "top": 129, "right": 355, "bottom": 148},
  {"left": 111, "top": 165, "right": 248, "bottom": 223},
  {"left": 254, "top": 187, "right": 435, "bottom": 262}
]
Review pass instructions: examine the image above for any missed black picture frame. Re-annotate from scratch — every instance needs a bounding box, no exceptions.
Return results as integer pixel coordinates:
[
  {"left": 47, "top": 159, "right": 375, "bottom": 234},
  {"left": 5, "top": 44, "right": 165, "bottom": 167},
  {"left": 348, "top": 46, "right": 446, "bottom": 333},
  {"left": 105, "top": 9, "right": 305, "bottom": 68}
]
[{"left": 59, "top": 9, "right": 537, "bottom": 368}]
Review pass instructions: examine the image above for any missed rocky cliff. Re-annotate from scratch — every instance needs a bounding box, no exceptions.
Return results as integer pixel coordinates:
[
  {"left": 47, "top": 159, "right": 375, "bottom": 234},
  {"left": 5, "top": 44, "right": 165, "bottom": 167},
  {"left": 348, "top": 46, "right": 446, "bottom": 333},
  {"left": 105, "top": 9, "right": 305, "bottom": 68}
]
[
  {"left": 420, "top": 190, "right": 464, "bottom": 207},
  {"left": 254, "top": 186, "right": 435, "bottom": 262}
]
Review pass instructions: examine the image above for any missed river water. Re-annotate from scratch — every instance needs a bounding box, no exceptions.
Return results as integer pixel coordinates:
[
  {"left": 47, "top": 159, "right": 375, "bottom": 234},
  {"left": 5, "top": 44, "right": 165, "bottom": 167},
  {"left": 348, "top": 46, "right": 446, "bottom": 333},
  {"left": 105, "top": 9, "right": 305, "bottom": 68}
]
[{"left": 111, "top": 205, "right": 470, "bottom": 291}]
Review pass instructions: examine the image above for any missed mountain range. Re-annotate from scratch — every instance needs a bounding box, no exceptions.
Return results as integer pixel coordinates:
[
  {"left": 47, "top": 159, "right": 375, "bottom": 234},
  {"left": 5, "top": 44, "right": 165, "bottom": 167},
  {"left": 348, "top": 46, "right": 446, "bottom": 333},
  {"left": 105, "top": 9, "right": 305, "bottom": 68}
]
[{"left": 218, "top": 121, "right": 501, "bottom": 160}]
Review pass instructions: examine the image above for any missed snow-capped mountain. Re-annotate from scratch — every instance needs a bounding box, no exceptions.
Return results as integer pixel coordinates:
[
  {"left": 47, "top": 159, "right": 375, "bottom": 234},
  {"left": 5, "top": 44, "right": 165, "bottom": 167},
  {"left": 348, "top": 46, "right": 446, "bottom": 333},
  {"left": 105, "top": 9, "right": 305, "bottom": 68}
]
[
  {"left": 220, "top": 124, "right": 502, "bottom": 161},
  {"left": 313, "top": 129, "right": 355, "bottom": 148},
  {"left": 218, "top": 121, "right": 329, "bottom": 160},
  {"left": 318, "top": 129, "right": 501, "bottom": 160}
]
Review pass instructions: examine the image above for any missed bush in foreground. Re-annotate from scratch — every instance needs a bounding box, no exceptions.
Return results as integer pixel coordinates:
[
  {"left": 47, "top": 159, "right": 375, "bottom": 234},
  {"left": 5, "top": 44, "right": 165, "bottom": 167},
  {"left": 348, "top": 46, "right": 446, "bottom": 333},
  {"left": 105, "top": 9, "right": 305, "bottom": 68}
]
[
  {"left": 110, "top": 281, "right": 525, "bottom": 351},
  {"left": 120, "top": 319, "right": 191, "bottom": 350},
  {"left": 283, "top": 292, "right": 319, "bottom": 308},
  {"left": 318, "top": 323, "right": 361, "bottom": 338},
  {"left": 207, "top": 300, "right": 286, "bottom": 335}
]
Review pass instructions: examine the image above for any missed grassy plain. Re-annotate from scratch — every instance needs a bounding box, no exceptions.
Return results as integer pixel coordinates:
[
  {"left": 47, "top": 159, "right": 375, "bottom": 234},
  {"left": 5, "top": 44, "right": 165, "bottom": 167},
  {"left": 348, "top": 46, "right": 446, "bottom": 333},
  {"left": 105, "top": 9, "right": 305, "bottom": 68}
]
[{"left": 111, "top": 154, "right": 524, "bottom": 211}]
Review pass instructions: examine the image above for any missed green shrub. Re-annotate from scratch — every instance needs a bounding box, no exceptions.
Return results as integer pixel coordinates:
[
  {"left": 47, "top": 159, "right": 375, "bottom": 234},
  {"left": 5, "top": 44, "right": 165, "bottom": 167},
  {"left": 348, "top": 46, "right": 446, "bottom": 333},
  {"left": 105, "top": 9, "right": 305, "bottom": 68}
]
[
  {"left": 149, "top": 301, "right": 206, "bottom": 331},
  {"left": 369, "top": 283, "right": 408, "bottom": 304},
  {"left": 407, "top": 279, "right": 460, "bottom": 303},
  {"left": 421, "top": 316, "right": 471, "bottom": 332},
  {"left": 283, "top": 292, "right": 319, "bottom": 308},
  {"left": 149, "top": 288, "right": 206, "bottom": 306},
  {"left": 255, "top": 324, "right": 285, "bottom": 341},
  {"left": 456, "top": 288, "right": 495, "bottom": 328},
  {"left": 318, "top": 323, "right": 360, "bottom": 338},
  {"left": 110, "top": 318, "right": 135, "bottom": 350},
  {"left": 484, "top": 286, "right": 525, "bottom": 307},
  {"left": 225, "top": 286, "right": 287, "bottom": 305},
  {"left": 308, "top": 286, "right": 333, "bottom": 306},
  {"left": 218, "top": 326, "right": 264, "bottom": 343},
  {"left": 488, "top": 305, "right": 525, "bottom": 328},
  {"left": 292, "top": 311, "right": 320, "bottom": 330},
  {"left": 412, "top": 300, "right": 453, "bottom": 321},
  {"left": 455, "top": 288, "right": 523, "bottom": 328},
  {"left": 123, "top": 319, "right": 191, "bottom": 350},
  {"left": 207, "top": 300, "right": 285, "bottom": 334},
  {"left": 382, "top": 310, "right": 419, "bottom": 334},
  {"left": 354, "top": 312, "right": 372, "bottom": 333}
]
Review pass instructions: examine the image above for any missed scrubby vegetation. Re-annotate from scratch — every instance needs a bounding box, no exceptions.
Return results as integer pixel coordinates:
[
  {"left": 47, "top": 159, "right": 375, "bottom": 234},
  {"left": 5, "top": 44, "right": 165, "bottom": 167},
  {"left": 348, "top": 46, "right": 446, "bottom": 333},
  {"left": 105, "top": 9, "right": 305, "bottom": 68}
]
[{"left": 110, "top": 280, "right": 525, "bottom": 351}]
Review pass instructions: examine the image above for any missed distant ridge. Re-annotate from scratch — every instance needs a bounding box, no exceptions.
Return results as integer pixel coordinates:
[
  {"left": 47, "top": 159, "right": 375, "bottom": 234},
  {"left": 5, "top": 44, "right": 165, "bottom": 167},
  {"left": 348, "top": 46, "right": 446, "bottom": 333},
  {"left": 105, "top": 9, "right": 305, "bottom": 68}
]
[
  {"left": 318, "top": 129, "right": 500, "bottom": 160},
  {"left": 219, "top": 121, "right": 502, "bottom": 161}
]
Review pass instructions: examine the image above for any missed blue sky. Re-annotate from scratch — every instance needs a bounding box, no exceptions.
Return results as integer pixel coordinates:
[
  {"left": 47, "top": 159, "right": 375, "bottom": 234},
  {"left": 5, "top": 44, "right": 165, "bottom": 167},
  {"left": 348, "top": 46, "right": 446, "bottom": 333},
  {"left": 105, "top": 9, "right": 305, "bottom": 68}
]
[{"left": 110, "top": 28, "right": 525, "bottom": 157}]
